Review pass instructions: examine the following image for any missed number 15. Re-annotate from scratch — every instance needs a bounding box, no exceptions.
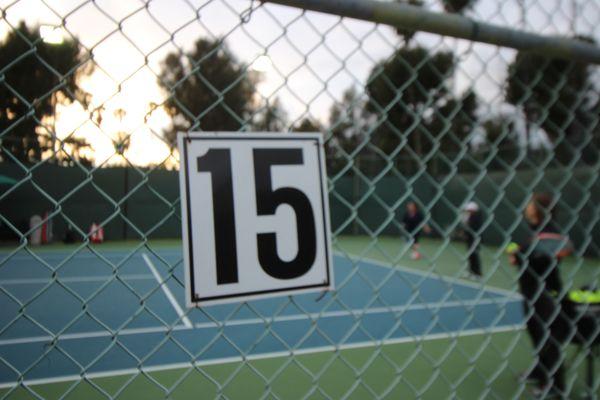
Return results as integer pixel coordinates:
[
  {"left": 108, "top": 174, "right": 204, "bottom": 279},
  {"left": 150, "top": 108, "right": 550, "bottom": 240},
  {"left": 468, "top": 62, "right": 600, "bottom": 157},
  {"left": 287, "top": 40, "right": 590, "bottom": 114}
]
[{"left": 197, "top": 148, "right": 317, "bottom": 285}]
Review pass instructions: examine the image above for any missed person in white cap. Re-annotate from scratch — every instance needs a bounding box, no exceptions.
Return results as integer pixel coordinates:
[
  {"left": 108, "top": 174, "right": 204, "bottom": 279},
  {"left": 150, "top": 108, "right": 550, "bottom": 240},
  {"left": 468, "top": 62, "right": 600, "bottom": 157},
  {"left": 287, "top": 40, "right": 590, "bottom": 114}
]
[{"left": 463, "top": 201, "right": 482, "bottom": 278}]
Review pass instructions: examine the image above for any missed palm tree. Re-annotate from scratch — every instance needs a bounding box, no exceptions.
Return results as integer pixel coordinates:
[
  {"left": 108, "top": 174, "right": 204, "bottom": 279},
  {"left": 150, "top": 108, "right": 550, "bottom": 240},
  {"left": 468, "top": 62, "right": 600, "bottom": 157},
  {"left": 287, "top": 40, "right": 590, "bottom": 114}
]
[{"left": 113, "top": 108, "right": 131, "bottom": 239}]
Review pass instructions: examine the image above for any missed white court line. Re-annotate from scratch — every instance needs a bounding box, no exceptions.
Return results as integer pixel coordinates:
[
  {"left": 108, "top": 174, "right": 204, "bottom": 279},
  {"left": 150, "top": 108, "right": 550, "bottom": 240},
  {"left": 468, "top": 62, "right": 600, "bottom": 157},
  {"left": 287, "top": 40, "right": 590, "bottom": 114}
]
[
  {"left": 3, "top": 252, "right": 521, "bottom": 299},
  {"left": 2, "top": 253, "right": 129, "bottom": 262},
  {"left": 0, "top": 274, "right": 154, "bottom": 285},
  {"left": 2, "top": 250, "right": 182, "bottom": 262},
  {"left": 0, "top": 296, "right": 521, "bottom": 346},
  {"left": 142, "top": 253, "right": 192, "bottom": 328},
  {"left": 0, "top": 324, "right": 523, "bottom": 389},
  {"left": 335, "top": 251, "right": 522, "bottom": 299},
  {"left": 0, "top": 325, "right": 189, "bottom": 346}
]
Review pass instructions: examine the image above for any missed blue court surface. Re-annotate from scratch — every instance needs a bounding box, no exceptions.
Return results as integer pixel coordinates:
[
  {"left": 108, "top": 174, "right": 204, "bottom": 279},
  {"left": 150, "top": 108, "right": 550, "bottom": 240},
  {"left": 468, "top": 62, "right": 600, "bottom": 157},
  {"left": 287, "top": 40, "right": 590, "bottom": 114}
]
[{"left": 0, "top": 248, "right": 523, "bottom": 387}]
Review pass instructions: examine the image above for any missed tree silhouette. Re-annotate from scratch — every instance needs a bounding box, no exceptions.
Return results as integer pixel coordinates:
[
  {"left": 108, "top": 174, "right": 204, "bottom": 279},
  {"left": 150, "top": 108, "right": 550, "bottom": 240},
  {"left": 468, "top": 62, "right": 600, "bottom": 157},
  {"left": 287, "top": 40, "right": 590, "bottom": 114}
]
[
  {"left": 0, "top": 22, "right": 91, "bottom": 163},
  {"left": 394, "top": 0, "right": 424, "bottom": 45},
  {"left": 292, "top": 117, "right": 346, "bottom": 175},
  {"left": 505, "top": 42, "right": 595, "bottom": 164},
  {"left": 394, "top": 0, "right": 477, "bottom": 44},
  {"left": 158, "top": 38, "right": 256, "bottom": 148},
  {"left": 481, "top": 115, "right": 521, "bottom": 171},
  {"left": 426, "top": 89, "right": 479, "bottom": 154},
  {"left": 327, "top": 88, "right": 377, "bottom": 175},
  {"left": 422, "top": 89, "right": 479, "bottom": 173},
  {"left": 365, "top": 46, "right": 455, "bottom": 161},
  {"left": 441, "top": 0, "right": 476, "bottom": 13},
  {"left": 61, "top": 137, "right": 93, "bottom": 167},
  {"left": 253, "top": 97, "right": 288, "bottom": 132},
  {"left": 293, "top": 117, "right": 322, "bottom": 133},
  {"left": 112, "top": 107, "right": 132, "bottom": 239},
  {"left": 112, "top": 108, "right": 130, "bottom": 159}
]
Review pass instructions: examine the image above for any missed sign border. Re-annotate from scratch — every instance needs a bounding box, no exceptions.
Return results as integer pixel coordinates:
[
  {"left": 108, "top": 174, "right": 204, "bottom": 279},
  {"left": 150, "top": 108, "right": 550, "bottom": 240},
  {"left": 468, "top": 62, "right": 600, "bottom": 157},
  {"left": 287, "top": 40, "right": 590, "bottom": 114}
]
[{"left": 179, "top": 132, "right": 333, "bottom": 306}]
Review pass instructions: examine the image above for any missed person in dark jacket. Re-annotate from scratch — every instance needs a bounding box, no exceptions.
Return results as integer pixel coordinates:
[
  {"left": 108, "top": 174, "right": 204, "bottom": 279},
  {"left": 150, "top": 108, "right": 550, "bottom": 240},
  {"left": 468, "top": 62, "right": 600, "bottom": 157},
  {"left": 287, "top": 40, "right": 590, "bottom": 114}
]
[
  {"left": 402, "top": 201, "right": 430, "bottom": 260},
  {"left": 508, "top": 193, "right": 574, "bottom": 398},
  {"left": 463, "top": 201, "right": 483, "bottom": 278}
]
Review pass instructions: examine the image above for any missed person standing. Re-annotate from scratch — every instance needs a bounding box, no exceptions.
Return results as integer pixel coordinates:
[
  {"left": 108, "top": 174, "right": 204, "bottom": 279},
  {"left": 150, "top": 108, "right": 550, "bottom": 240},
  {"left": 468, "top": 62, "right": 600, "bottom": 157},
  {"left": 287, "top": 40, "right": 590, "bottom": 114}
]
[
  {"left": 463, "top": 201, "right": 483, "bottom": 278},
  {"left": 402, "top": 201, "right": 430, "bottom": 260},
  {"left": 507, "top": 193, "right": 574, "bottom": 398}
]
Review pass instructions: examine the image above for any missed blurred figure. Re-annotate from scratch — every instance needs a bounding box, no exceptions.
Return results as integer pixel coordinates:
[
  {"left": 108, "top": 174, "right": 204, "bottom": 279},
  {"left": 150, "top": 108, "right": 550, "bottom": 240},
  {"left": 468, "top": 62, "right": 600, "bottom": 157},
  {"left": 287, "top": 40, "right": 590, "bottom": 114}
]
[
  {"left": 29, "top": 214, "right": 42, "bottom": 246},
  {"left": 507, "top": 193, "right": 574, "bottom": 398},
  {"left": 463, "top": 201, "right": 482, "bottom": 278},
  {"left": 402, "top": 201, "right": 431, "bottom": 260},
  {"left": 63, "top": 224, "right": 77, "bottom": 244}
]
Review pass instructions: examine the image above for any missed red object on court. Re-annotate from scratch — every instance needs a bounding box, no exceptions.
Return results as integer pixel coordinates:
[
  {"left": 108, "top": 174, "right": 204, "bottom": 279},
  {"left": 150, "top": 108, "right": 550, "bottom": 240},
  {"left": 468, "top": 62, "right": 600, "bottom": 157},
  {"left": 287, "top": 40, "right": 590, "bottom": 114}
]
[
  {"left": 89, "top": 223, "right": 104, "bottom": 244},
  {"left": 40, "top": 211, "right": 53, "bottom": 244}
]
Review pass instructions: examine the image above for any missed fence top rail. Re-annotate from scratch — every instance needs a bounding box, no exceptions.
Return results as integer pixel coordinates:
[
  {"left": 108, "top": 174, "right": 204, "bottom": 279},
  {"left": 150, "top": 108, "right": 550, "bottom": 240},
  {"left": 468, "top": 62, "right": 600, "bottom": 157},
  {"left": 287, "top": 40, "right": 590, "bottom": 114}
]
[{"left": 260, "top": 0, "right": 600, "bottom": 65}]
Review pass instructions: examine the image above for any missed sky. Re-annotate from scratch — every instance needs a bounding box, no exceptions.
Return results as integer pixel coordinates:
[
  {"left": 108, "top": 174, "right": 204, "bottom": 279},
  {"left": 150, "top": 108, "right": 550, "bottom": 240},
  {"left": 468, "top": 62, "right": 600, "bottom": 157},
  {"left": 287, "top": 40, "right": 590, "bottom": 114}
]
[{"left": 0, "top": 0, "right": 598, "bottom": 167}]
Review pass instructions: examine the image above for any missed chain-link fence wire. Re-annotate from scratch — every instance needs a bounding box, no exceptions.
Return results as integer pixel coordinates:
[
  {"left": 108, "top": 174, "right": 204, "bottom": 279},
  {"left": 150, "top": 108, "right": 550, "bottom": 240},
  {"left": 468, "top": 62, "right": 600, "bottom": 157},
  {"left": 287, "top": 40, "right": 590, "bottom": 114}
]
[{"left": 0, "top": 0, "right": 599, "bottom": 398}]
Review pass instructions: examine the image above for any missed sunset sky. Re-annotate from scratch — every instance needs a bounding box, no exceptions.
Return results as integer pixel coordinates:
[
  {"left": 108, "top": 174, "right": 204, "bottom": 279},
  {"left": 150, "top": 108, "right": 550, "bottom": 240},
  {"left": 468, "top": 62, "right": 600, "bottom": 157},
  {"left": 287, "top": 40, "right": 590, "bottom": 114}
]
[{"left": 0, "top": 0, "right": 597, "bottom": 167}]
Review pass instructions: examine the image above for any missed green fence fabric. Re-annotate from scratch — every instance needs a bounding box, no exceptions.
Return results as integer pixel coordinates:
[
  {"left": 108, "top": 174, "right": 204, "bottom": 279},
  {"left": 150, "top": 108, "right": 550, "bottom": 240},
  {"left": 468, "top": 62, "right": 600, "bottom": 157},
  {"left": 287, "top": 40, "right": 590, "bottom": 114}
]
[
  {"left": 0, "top": 163, "right": 180, "bottom": 243},
  {"left": 2, "top": 162, "right": 598, "bottom": 256},
  {"left": 0, "top": 0, "right": 599, "bottom": 399}
]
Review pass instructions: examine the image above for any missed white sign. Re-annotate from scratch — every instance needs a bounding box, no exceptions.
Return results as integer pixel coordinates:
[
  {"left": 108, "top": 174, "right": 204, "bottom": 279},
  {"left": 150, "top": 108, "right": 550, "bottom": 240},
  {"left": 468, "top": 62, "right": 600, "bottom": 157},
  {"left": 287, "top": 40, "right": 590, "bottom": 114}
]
[{"left": 178, "top": 132, "right": 333, "bottom": 306}]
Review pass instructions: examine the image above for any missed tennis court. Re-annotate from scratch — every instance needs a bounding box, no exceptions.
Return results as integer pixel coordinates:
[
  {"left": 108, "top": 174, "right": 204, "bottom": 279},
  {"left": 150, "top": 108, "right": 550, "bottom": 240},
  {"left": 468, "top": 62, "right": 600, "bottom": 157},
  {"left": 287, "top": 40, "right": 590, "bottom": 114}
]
[
  {"left": 1, "top": 237, "right": 598, "bottom": 399},
  {"left": 0, "top": 240, "right": 523, "bottom": 390}
]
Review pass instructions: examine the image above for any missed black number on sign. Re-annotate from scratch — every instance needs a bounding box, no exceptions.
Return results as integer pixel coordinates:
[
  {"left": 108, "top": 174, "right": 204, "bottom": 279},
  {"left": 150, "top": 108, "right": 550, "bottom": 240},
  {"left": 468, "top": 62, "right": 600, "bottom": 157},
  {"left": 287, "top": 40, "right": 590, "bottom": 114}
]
[
  {"left": 253, "top": 148, "right": 317, "bottom": 279},
  {"left": 197, "top": 149, "right": 238, "bottom": 284}
]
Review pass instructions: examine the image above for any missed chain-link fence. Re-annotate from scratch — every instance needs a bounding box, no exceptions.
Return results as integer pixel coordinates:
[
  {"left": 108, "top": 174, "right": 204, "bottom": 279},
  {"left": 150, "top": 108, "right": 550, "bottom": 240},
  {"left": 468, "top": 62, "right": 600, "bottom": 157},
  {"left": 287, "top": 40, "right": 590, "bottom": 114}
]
[{"left": 0, "top": 0, "right": 599, "bottom": 398}]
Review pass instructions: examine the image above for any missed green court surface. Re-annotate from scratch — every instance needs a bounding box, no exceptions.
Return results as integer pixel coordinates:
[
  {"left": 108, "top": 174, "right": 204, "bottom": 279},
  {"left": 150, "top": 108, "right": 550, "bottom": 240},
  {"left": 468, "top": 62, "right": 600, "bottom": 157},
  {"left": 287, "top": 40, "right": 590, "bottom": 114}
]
[
  {"left": 335, "top": 236, "right": 600, "bottom": 295},
  {"left": 1, "top": 236, "right": 598, "bottom": 400},
  {"left": 8, "top": 332, "right": 592, "bottom": 400}
]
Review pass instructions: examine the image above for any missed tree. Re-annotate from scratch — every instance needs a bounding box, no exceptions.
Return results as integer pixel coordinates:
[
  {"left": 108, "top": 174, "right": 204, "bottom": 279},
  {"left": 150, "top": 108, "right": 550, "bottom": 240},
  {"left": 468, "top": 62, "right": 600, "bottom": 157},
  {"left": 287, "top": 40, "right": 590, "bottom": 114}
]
[
  {"left": 112, "top": 108, "right": 130, "bottom": 160},
  {"left": 293, "top": 117, "right": 322, "bottom": 133},
  {"left": 441, "top": 0, "right": 476, "bottom": 13},
  {"left": 111, "top": 107, "right": 131, "bottom": 239},
  {"left": 253, "top": 97, "right": 287, "bottom": 132},
  {"left": 426, "top": 89, "right": 478, "bottom": 154},
  {"left": 365, "top": 46, "right": 455, "bottom": 161},
  {"left": 424, "top": 89, "right": 479, "bottom": 173},
  {"left": 61, "top": 137, "right": 93, "bottom": 167},
  {"left": 0, "top": 22, "right": 91, "bottom": 163},
  {"left": 505, "top": 43, "right": 595, "bottom": 163},
  {"left": 393, "top": 0, "right": 476, "bottom": 43},
  {"left": 158, "top": 38, "right": 256, "bottom": 148},
  {"left": 481, "top": 114, "right": 521, "bottom": 171},
  {"left": 326, "top": 87, "right": 381, "bottom": 175},
  {"left": 394, "top": 0, "right": 424, "bottom": 45}
]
